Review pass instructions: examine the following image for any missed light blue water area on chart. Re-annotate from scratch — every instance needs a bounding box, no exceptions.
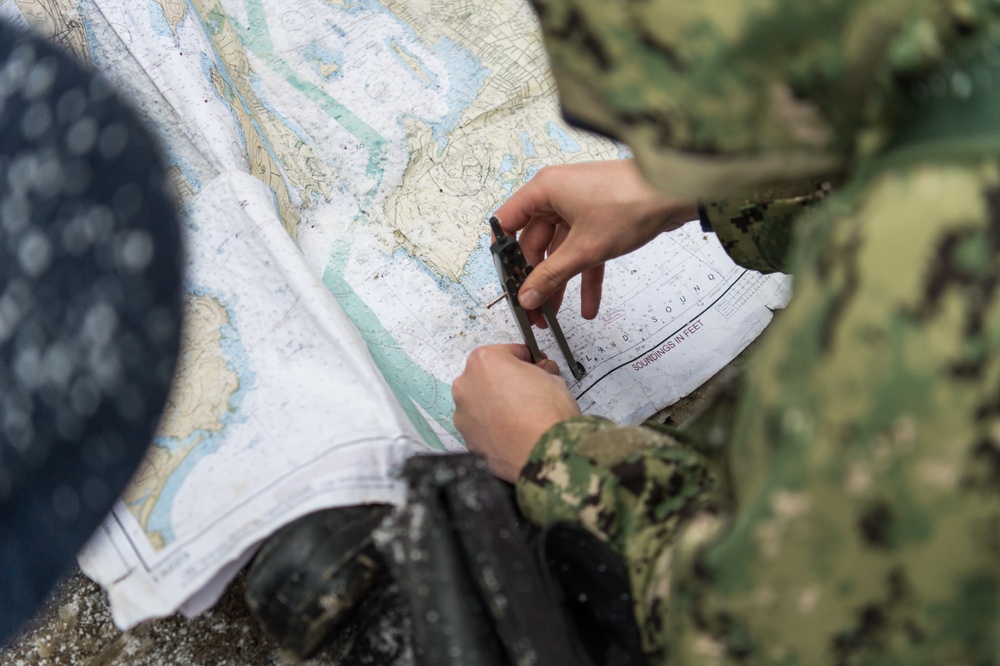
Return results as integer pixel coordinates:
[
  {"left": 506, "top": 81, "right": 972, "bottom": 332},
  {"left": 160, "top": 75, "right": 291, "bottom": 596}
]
[
  {"left": 323, "top": 243, "right": 456, "bottom": 450},
  {"left": 142, "top": 290, "right": 256, "bottom": 547},
  {"left": 546, "top": 121, "right": 582, "bottom": 153}
]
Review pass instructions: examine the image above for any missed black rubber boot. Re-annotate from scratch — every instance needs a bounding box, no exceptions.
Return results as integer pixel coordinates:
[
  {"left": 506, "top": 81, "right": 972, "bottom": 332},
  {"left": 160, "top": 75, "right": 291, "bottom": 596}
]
[
  {"left": 245, "top": 504, "right": 393, "bottom": 659},
  {"left": 375, "top": 454, "right": 593, "bottom": 666},
  {"left": 540, "top": 524, "right": 648, "bottom": 666}
]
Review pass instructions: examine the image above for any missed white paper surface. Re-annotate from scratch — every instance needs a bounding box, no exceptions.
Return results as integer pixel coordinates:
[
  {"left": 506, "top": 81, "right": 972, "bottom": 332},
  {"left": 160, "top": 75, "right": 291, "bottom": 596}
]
[
  {"left": 79, "top": 173, "right": 422, "bottom": 629},
  {"left": 556, "top": 223, "right": 791, "bottom": 422}
]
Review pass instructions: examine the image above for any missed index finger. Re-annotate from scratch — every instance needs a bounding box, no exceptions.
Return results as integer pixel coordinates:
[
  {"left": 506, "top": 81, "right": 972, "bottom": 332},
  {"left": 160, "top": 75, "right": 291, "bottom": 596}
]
[{"left": 493, "top": 176, "right": 553, "bottom": 234}]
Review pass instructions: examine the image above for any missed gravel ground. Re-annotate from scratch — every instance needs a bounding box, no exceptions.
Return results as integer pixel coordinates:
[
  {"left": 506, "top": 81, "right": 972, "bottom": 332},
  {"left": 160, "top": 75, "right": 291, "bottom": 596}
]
[{"left": 1, "top": 568, "right": 413, "bottom": 666}]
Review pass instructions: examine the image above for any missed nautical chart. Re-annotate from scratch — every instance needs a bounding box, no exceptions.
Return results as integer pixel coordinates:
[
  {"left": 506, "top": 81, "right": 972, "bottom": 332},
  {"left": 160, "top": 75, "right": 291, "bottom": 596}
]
[{"left": 8, "top": 0, "right": 788, "bottom": 627}]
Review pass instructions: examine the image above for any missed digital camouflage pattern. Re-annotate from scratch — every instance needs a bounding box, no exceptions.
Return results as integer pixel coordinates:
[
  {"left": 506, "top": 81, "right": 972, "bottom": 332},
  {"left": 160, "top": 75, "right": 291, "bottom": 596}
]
[
  {"left": 702, "top": 178, "right": 834, "bottom": 274},
  {"left": 521, "top": 156, "right": 1000, "bottom": 664},
  {"left": 515, "top": 1, "right": 1000, "bottom": 664},
  {"left": 530, "top": 0, "right": 1000, "bottom": 198}
]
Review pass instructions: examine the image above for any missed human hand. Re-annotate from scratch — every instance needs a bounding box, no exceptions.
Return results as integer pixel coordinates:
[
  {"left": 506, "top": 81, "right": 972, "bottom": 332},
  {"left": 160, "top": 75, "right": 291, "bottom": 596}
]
[
  {"left": 494, "top": 160, "right": 697, "bottom": 326},
  {"left": 452, "top": 344, "right": 581, "bottom": 482}
]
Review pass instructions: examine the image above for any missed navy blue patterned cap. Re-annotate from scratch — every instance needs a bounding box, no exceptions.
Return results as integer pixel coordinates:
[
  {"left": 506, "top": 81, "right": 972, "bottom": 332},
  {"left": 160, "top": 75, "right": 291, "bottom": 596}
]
[{"left": 0, "top": 22, "right": 183, "bottom": 640}]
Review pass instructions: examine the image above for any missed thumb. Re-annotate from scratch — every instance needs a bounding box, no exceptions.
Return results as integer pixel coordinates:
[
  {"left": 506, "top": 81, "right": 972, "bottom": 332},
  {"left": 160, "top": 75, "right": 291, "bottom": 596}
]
[{"left": 518, "top": 246, "right": 590, "bottom": 310}]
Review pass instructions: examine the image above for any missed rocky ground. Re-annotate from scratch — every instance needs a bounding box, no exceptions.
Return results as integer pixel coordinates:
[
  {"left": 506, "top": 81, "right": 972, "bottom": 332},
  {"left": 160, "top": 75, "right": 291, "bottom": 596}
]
[{"left": 1, "top": 568, "right": 413, "bottom": 666}]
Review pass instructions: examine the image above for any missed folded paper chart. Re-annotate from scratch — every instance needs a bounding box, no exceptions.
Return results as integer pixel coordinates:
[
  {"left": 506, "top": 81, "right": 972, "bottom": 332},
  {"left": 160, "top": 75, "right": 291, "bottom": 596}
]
[{"left": 3, "top": 0, "right": 791, "bottom": 628}]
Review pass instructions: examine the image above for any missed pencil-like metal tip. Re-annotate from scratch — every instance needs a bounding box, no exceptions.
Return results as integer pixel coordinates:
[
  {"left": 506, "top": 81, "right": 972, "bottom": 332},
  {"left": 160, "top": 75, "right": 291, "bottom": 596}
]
[{"left": 488, "top": 216, "right": 504, "bottom": 239}]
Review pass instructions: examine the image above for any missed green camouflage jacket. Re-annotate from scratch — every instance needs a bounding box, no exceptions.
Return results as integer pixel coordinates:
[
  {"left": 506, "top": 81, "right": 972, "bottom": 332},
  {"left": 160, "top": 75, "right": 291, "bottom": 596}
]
[{"left": 516, "top": 2, "right": 1000, "bottom": 663}]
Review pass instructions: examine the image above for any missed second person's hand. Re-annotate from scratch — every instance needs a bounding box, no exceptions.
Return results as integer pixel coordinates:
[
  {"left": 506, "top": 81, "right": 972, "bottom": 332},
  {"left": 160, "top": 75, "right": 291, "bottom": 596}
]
[
  {"left": 493, "top": 160, "right": 698, "bottom": 326},
  {"left": 452, "top": 344, "right": 581, "bottom": 482}
]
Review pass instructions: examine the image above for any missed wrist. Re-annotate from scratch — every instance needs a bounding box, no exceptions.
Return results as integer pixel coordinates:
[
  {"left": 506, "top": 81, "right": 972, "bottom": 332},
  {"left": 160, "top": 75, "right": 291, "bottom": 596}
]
[
  {"left": 517, "top": 415, "right": 615, "bottom": 481},
  {"left": 650, "top": 198, "right": 699, "bottom": 234}
]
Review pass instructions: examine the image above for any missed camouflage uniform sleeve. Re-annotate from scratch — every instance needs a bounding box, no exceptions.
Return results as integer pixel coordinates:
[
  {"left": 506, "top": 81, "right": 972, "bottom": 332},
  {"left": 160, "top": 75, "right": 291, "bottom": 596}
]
[
  {"left": 518, "top": 159, "right": 1000, "bottom": 664},
  {"left": 515, "top": 415, "right": 719, "bottom": 656},
  {"left": 702, "top": 179, "right": 833, "bottom": 274}
]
